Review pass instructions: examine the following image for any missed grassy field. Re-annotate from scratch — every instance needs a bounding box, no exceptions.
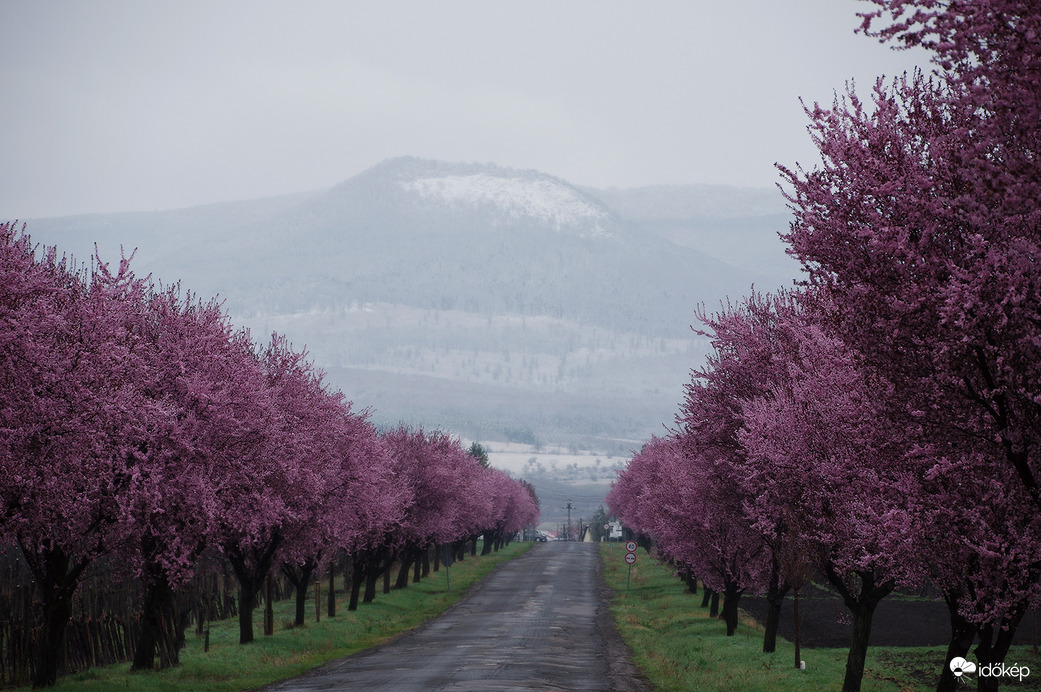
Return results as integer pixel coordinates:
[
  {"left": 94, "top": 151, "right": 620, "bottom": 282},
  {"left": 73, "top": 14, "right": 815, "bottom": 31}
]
[
  {"left": 598, "top": 543, "right": 1040, "bottom": 691},
  {"left": 21, "top": 542, "right": 531, "bottom": 692}
]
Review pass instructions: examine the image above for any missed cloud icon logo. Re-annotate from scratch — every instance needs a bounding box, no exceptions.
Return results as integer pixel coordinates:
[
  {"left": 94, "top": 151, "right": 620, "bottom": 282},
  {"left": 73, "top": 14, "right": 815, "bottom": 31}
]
[{"left": 950, "top": 657, "right": 977, "bottom": 677}]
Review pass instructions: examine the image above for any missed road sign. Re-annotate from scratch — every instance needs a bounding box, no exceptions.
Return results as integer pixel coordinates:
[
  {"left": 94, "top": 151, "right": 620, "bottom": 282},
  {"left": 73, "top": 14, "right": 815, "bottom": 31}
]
[{"left": 623, "top": 544, "right": 638, "bottom": 591}]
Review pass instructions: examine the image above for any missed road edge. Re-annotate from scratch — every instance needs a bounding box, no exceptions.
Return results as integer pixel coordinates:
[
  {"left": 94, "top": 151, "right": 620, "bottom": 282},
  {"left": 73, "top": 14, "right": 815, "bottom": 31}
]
[{"left": 594, "top": 544, "right": 653, "bottom": 692}]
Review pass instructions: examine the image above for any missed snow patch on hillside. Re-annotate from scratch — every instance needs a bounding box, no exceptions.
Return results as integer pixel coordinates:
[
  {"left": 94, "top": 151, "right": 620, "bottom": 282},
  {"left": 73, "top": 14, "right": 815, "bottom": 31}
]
[{"left": 403, "top": 173, "right": 611, "bottom": 237}]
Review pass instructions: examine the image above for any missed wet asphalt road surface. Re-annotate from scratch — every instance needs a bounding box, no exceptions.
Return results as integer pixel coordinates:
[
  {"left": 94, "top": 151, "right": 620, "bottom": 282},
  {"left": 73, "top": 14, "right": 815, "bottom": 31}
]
[{"left": 258, "top": 542, "right": 648, "bottom": 691}]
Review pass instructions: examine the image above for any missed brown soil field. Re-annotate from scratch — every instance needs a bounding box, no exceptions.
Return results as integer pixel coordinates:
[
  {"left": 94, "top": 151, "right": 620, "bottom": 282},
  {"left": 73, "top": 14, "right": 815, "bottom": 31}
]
[{"left": 740, "top": 582, "right": 1041, "bottom": 649}]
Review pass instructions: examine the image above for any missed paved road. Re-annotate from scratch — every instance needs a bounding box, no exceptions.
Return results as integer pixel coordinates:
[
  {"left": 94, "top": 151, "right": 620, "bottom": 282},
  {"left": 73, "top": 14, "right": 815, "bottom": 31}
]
[{"left": 259, "top": 542, "right": 647, "bottom": 691}]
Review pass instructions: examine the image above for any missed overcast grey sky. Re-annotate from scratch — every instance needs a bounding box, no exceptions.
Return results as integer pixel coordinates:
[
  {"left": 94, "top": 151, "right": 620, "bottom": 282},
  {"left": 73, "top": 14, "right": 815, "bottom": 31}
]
[{"left": 0, "top": 0, "right": 928, "bottom": 219}]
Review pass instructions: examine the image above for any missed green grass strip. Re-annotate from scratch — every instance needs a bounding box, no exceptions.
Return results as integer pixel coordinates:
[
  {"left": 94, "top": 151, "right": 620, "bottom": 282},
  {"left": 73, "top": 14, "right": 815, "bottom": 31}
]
[
  {"left": 599, "top": 543, "right": 1040, "bottom": 691},
  {"left": 25, "top": 542, "right": 532, "bottom": 692}
]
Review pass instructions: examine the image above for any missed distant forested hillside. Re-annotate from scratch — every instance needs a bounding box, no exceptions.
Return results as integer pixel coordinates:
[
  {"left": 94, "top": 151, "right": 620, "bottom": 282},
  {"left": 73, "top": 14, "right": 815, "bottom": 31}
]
[{"left": 22, "top": 157, "right": 797, "bottom": 443}]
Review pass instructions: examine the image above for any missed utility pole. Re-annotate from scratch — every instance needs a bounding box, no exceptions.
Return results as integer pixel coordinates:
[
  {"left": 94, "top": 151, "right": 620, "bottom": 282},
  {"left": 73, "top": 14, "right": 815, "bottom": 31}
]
[{"left": 566, "top": 499, "right": 573, "bottom": 541}]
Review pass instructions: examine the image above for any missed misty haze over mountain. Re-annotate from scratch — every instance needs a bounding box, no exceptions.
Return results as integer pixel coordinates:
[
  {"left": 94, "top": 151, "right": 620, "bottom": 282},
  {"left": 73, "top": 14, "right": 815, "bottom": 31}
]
[{"left": 21, "top": 157, "right": 799, "bottom": 449}]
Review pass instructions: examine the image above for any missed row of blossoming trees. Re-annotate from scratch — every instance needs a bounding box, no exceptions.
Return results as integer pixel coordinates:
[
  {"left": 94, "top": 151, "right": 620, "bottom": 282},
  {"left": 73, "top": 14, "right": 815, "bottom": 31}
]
[
  {"left": 0, "top": 221, "right": 539, "bottom": 688},
  {"left": 609, "top": 2, "right": 1041, "bottom": 691}
]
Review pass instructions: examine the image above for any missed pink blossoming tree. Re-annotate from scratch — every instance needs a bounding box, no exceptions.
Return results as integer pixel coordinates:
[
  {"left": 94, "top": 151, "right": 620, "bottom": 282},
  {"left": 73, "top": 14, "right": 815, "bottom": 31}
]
[
  {"left": 380, "top": 426, "right": 489, "bottom": 589},
  {"left": 127, "top": 286, "right": 274, "bottom": 668},
  {"left": 274, "top": 388, "right": 399, "bottom": 628},
  {"left": 609, "top": 435, "right": 769, "bottom": 637},
  {"left": 216, "top": 334, "right": 339, "bottom": 645},
  {"left": 783, "top": 0, "right": 1041, "bottom": 511},
  {"left": 779, "top": 2, "right": 1041, "bottom": 686},
  {"left": 0, "top": 224, "right": 151, "bottom": 687},
  {"left": 479, "top": 467, "right": 539, "bottom": 554},
  {"left": 737, "top": 301, "right": 926, "bottom": 692},
  {"left": 680, "top": 292, "right": 804, "bottom": 652}
]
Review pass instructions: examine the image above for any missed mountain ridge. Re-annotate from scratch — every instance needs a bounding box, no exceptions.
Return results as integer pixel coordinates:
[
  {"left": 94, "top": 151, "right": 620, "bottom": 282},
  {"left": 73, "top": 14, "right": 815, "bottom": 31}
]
[{"left": 19, "top": 157, "right": 797, "bottom": 443}]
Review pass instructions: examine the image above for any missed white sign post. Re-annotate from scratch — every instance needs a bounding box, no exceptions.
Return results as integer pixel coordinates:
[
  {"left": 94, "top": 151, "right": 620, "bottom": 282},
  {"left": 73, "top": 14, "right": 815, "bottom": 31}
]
[{"left": 624, "top": 545, "right": 637, "bottom": 592}]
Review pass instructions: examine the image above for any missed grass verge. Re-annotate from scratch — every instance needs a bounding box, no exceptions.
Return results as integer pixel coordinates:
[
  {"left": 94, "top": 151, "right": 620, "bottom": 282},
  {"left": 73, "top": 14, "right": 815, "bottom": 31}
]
[
  {"left": 24, "top": 541, "right": 532, "bottom": 692},
  {"left": 599, "top": 543, "right": 1040, "bottom": 691}
]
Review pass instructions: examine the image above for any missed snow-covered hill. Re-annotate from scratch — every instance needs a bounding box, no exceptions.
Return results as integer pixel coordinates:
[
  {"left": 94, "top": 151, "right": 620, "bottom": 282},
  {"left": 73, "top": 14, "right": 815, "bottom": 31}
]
[
  {"left": 21, "top": 157, "right": 797, "bottom": 444},
  {"left": 404, "top": 171, "right": 613, "bottom": 238}
]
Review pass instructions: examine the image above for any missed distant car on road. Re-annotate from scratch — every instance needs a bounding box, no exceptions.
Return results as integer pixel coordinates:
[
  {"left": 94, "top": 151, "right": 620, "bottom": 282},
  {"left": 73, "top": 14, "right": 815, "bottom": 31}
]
[{"left": 535, "top": 533, "right": 548, "bottom": 542}]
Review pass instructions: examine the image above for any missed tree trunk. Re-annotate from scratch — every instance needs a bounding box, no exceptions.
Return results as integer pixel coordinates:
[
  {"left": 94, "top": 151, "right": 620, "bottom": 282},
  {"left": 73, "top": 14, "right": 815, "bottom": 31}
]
[
  {"left": 701, "top": 587, "right": 713, "bottom": 609},
  {"left": 974, "top": 607, "right": 1027, "bottom": 692},
  {"left": 264, "top": 576, "right": 274, "bottom": 636},
  {"left": 238, "top": 585, "right": 257, "bottom": 645},
  {"left": 35, "top": 593, "right": 73, "bottom": 688},
  {"left": 722, "top": 582, "right": 744, "bottom": 636},
  {"left": 683, "top": 568, "right": 698, "bottom": 595},
  {"left": 936, "top": 590, "right": 977, "bottom": 692},
  {"left": 348, "top": 558, "right": 362, "bottom": 611},
  {"left": 196, "top": 578, "right": 207, "bottom": 637},
  {"left": 395, "top": 553, "right": 412, "bottom": 590},
  {"left": 131, "top": 568, "right": 162, "bottom": 670},
  {"left": 131, "top": 530, "right": 202, "bottom": 668},
  {"left": 825, "top": 566, "right": 895, "bottom": 692},
  {"left": 282, "top": 561, "right": 317, "bottom": 627},
  {"left": 364, "top": 569, "right": 378, "bottom": 603},
  {"left": 327, "top": 564, "right": 336, "bottom": 618},
  {"left": 763, "top": 560, "right": 790, "bottom": 654},
  {"left": 845, "top": 599, "right": 877, "bottom": 692},
  {"left": 132, "top": 567, "right": 181, "bottom": 670},
  {"left": 226, "top": 533, "right": 281, "bottom": 645},
  {"left": 709, "top": 590, "right": 720, "bottom": 618},
  {"left": 21, "top": 541, "right": 90, "bottom": 688}
]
